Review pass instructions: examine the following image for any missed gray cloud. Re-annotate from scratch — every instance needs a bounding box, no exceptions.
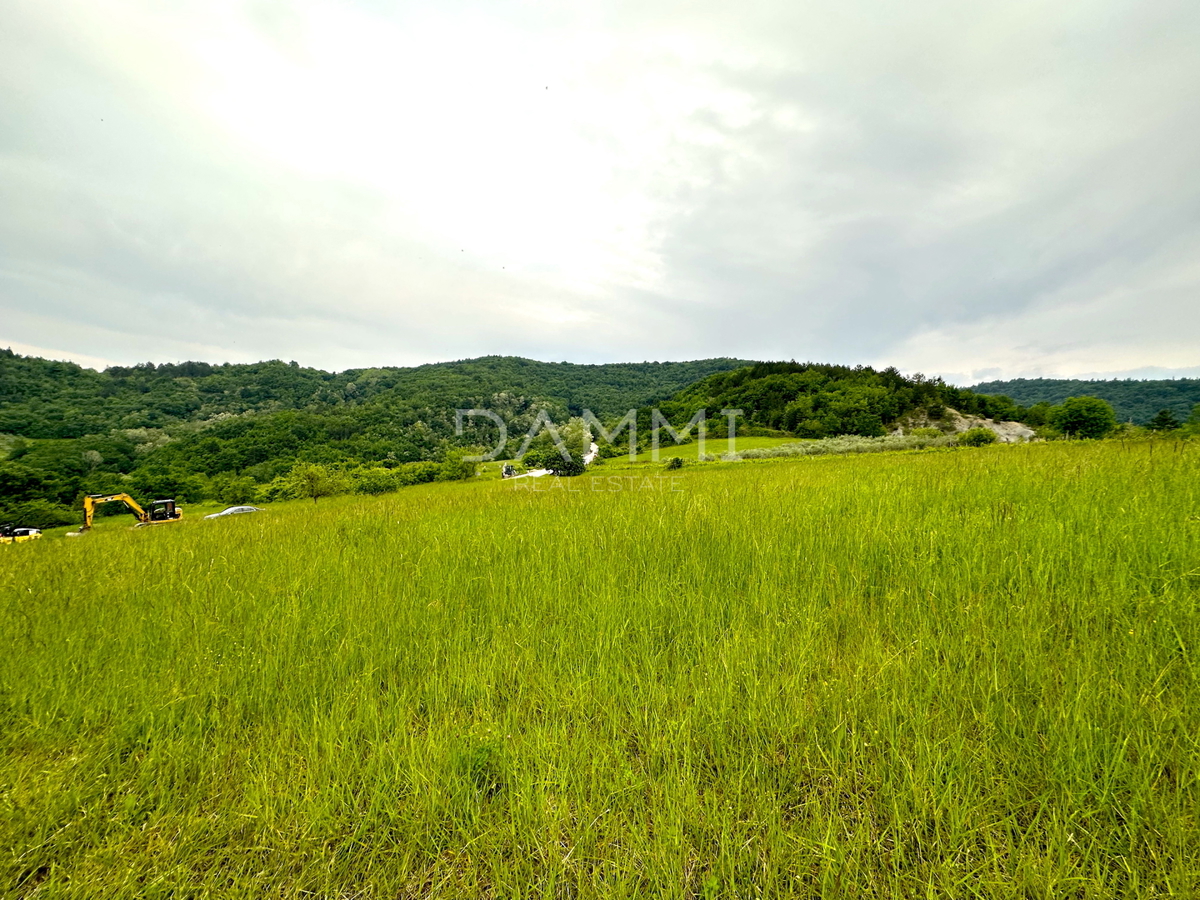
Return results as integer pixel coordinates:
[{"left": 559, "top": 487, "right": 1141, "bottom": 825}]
[{"left": 1, "top": 0, "right": 1197, "bottom": 379}]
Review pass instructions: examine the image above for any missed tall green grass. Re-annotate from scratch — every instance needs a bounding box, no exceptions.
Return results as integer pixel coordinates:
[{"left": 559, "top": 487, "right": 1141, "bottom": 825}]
[{"left": 1, "top": 441, "right": 1198, "bottom": 897}]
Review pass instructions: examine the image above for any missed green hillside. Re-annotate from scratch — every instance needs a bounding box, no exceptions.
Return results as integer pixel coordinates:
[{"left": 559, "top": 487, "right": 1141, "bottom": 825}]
[
  {"left": 0, "top": 349, "right": 750, "bottom": 439},
  {"left": 653, "top": 361, "right": 1031, "bottom": 438},
  {"left": 971, "top": 377, "right": 1200, "bottom": 424}
]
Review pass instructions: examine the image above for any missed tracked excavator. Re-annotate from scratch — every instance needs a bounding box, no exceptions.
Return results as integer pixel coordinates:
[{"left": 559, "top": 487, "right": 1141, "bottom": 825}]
[{"left": 69, "top": 493, "right": 184, "bottom": 535}]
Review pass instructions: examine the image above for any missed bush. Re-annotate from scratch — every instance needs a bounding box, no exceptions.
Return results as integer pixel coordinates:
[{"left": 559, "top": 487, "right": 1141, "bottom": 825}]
[
  {"left": 959, "top": 427, "right": 998, "bottom": 447},
  {"left": 283, "top": 463, "right": 352, "bottom": 503},
  {"left": 352, "top": 468, "right": 400, "bottom": 495},
  {"left": 547, "top": 453, "right": 586, "bottom": 477},
  {"left": 395, "top": 462, "right": 441, "bottom": 486},
  {"left": 664, "top": 456, "right": 683, "bottom": 470},
  {"left": 437, "top": 450, "right": 478, "bottom": 482},
  {"left": 522, "top": 445, "right": 585, "bottom": 475}
]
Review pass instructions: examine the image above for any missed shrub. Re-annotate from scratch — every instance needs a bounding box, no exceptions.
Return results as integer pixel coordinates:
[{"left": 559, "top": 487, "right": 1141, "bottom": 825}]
[
  {"left": 547, "top": 453, "right": 586, "bottom": 477},
  {"left": 438, "top": 450, "right": 479, "bottom": 482},
  {"left": 352, "top": 468, "right": 399, "bottom": 495},
  {"left": 959, "top": 427, "right": 998, "bottom": 447},
  {"left": 522, "top": 445, "right": 585, "bottom": 476},
  {"left": 664, "top": 456, "right": 683, "bottom": 470},
  {"left": 395, "top": 462, "right": 441, "bottom": 486}
]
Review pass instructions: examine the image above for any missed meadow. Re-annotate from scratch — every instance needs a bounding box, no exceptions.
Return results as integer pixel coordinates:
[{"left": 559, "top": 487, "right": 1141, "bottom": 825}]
[
  {"left": 612, "top": 435, "right": 799, "bottom": 463},
  {"left": 1, "top": 440, "right": 1198, "bottom": 897}
]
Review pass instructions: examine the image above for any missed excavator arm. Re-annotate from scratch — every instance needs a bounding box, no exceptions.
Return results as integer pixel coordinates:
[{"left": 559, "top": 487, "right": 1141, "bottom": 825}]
[
  {"left": 78, "top": 493, "right": 183, "bottom": 533},
  {"left": 81, "top": 494, "right": 148, "bottom": 531}
]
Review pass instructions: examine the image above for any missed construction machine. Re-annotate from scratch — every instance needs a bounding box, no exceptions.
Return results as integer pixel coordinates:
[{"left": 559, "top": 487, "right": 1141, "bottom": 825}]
[
  {"left": 74, "top": 493, "right": 184, "bottom": 534},
  {"left": 0, "top": 524, "right": 42, "bottom": 544}
]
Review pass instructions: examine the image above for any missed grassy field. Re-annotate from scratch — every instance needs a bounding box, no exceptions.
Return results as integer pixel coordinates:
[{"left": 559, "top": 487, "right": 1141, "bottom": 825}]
[
  {"left": 1, "top": 441, "right": 1198, "bottom": 897},
  {"left": 613, "top": 434, "right": 798, "bottom": 463}
]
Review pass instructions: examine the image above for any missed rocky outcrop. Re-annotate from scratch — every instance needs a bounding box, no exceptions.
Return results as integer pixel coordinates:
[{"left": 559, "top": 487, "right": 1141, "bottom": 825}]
[{"left": 893, "top": 408, "right": 1035, "bottom": 443}]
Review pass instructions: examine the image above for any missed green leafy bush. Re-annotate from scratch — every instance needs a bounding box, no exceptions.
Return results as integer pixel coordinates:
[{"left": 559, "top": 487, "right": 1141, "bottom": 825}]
[
  {"left": 437, "top": 450, "right": 479, "bottom": 482},
  {"left": 351, "top": 468, "right": 399, "bottom": 495},
  {"left": 395, "top": 462, "right": 442, "bottom": 486},
  {"left": 958, "top": 427, "right": 998, "bottom": 447}
]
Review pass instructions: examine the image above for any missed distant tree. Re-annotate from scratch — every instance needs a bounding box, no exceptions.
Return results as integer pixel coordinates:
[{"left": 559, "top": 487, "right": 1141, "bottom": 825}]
[
  {"left": 1023, "top": 402, "right": 1053, "bottom": 427},
  {"left": 1147, "top": 409, "right": 1181, "bottom": 431},
  {"left": 219, "top": 475, "right": 257, "bottom": 505},
  {"left": 1049, "top": 397, "right": 1117, "bottom": 439}
]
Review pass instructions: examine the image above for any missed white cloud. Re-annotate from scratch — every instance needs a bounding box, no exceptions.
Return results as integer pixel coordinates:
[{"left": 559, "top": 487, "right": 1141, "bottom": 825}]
[{"left": 1, "top": 0, "right": 1197, "bottom": 374}]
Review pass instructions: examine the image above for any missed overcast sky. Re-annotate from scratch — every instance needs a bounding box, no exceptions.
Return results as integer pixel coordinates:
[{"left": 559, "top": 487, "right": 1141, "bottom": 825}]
[{"left": 2, "top": 0, "right": 1198, "bottom": 383}]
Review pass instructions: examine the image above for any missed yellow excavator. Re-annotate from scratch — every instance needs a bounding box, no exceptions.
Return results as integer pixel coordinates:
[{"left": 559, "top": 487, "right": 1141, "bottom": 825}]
[
  {"left": 73, "top": 493, "right": 184, "bottom": 534},
  {"left": 0, "top": 524, "right": 42, "bottom": 544}
]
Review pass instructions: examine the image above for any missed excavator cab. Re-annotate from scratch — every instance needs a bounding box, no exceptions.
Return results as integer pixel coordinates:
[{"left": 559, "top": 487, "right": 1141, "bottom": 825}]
[{"left": 147, "top": 499, "right": 179, "bottom": 522}]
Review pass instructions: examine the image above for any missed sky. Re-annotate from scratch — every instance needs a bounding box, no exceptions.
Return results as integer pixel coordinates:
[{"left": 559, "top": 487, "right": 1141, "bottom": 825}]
[{"left": 2, "top": 0, "right": 1198, "bottom": 385}]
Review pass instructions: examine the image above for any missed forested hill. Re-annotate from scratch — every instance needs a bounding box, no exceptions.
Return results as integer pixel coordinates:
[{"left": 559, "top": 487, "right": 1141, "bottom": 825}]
[
  {"left": 654, "top": 362, "right": 1029, "bottom": 438},
  {"left": 0, "top": 349, "right": 751, "bottom": 439},
  {"left": 970, "top": 377, "right": 1200, "bottom": 424}
]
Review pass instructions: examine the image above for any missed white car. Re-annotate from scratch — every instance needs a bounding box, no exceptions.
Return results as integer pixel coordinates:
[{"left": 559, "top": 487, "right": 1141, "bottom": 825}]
[{"left": 204, "top": 506, "right": 263, "bottom": 520}]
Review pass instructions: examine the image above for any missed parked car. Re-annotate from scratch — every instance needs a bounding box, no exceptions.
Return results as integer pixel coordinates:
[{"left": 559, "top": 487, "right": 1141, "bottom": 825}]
[{"left": 203, "top": 506, "right": 263, "bottom": 520}]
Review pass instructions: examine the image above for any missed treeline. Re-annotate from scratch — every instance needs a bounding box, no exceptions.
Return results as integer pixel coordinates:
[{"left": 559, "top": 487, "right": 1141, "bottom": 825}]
[{"left": 971, "top": 376, "right": 1200, "bottom": 424}]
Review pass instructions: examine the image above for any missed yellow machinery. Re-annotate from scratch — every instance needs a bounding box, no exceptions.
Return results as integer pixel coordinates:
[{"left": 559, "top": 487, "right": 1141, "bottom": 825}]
[
  {"left": 78, "top": 493, "right": 183, "bottom": 533},
  {"left": 0, "top": 524, "right": 42, "bottom": 544}
]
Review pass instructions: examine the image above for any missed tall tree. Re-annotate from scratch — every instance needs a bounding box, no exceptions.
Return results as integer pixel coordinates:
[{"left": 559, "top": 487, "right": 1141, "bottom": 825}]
[{"left": 1050, "top": 397, "right": 1117, "bottom": 439}]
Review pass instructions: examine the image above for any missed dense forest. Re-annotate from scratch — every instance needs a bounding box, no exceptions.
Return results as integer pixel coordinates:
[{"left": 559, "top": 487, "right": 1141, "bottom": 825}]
[
  {"left": 0, "top": 349, "right": 750, "bottom": 438},
  {"left": 971, "top": 377, "right": 1200, "bottom": 424},
  {"left": 649, "top": 362, "right": 1030, "bottom": 438}
]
